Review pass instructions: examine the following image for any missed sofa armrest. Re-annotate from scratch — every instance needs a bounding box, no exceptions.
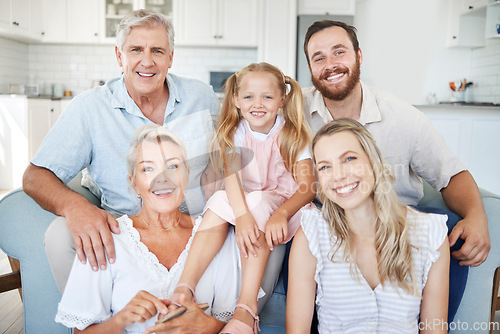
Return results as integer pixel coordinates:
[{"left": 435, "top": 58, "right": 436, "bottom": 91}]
[{"left": 419, "top": 181, "right": 500, "bottom": 333}]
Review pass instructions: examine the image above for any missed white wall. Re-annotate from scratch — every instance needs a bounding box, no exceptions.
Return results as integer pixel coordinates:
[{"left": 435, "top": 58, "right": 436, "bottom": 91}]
[
  {"left": 0, "top": 37, "right": 30, "bottom": 94},
  {"left": 26, "top": 43, "right": 257, "bottom": 96},
  {"left": 355, "top": 0, "right": 472, "bottom": 105}
]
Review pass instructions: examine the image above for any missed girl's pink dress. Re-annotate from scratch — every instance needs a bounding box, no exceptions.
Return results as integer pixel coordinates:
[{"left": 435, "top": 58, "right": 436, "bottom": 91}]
[{"left": 204, "top": 118, "right": 314, "bottom": 242}]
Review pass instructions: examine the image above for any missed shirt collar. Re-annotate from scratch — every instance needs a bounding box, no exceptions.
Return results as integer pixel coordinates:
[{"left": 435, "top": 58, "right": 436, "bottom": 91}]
[
  {"left": 110, "top": 74, "right": 180, "bottom": 120},
  {"left": 308, "top": 81, "right": 382, "bottom": 125},
  {"left": 358, "top": 82, "right": 382, "bottom": 125}
]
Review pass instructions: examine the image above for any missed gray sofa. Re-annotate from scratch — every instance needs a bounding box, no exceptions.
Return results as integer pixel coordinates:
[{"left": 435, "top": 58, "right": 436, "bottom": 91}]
[{"left": 0, "top": 176, "right": 499, "bottom": 333}]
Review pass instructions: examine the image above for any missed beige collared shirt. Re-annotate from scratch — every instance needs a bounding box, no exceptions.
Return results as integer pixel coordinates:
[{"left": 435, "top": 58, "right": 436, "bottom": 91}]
[{"left": 303, "top": 82, "right": 466, "bottom": 205}]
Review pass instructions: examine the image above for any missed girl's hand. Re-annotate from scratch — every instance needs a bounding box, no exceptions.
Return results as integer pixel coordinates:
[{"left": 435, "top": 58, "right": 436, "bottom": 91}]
[
  {"left": 113, "top": 290, "right": 168, "bottom": 329},
  {"left": 265, "top": 211, "right": 288, "bottom": 251},
  {"left": 235, "top": 213, "right": 262, "bottom": 258}
]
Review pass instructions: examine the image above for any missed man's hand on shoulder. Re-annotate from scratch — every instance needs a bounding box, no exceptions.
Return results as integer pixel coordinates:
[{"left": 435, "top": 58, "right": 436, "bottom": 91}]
[
  {"left": 65, "top": 202, "right": 120, "bottom": 271},
  {"left": 449, "top": 215, "right": 490, "bottom": 267}
]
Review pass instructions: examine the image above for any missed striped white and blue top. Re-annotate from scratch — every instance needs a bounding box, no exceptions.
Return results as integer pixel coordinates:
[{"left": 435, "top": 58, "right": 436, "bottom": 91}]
[{"left": 301, "top": 207, "right": 447, "bottom": 334}]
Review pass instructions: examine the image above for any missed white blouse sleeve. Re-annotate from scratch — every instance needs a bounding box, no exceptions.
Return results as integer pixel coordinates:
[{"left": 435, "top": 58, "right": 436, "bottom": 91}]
[
  {"left": 411, "top": 210, "right": 448, "bottom": 288},
  {"left": 55, "top": 256, "right": 113, "bottom": 330}
]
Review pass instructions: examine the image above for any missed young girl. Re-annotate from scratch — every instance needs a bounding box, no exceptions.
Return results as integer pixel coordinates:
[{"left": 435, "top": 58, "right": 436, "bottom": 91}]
[
  {"left": 170, "top": 62, "right": 316, "bottom": 333},
  {"left": 287, "top": 119, "right": 450, "bottom": 334}
]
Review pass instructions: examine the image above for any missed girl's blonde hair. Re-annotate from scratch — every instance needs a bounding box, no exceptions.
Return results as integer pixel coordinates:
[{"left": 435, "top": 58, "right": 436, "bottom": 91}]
[
  {"left": 210, "top": 62, "right": 311, "bottom": 178},
  {"left": 312, "top": 119, "right": 418, "bottom": 295}
]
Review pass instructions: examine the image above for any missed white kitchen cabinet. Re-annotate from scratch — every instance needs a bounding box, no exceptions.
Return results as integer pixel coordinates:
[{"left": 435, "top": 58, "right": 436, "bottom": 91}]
[
  {"left": 67, "top": 0, "right": 101, "bottom": 43},
  {"left": 258, "top": 0, "right": 297, "bottom": 76},
  {"left": 41, "top": 0, "right": 101, "bottom": 43},
  {"left": 460, "top": 0, "right": 488, "bottom": 13},
  {"left": 41, "top": 0, "right": 67, "bottom": 42},
  {"left": 446, "top": 0, "right": 500, "bottom": 47},
  {"left": 446, "top": 0, "right": 486, "bottom": 47},
  {"left": 298, "top": 0, "right": 355, "bottom": 15},
  {"left": 485, "top": 0, "right": 500, "bottom": 39},
  {"left": 173, "top": 0, "right": 259, "bottom": 47},
  {"left": 421, "top": 106, "right": 500, "bottom": 195},
  {"left": 0, "top": 0, "right": 42, "bottom": 42},
  {"left": 0, "top": 96, "right": 29, "bottom": 190},
  {"left": 27, "top": 99, "right": 65, "bottom": 159},
  {"left": 103, "top": 0, "right": 173, "bottom": 42}
]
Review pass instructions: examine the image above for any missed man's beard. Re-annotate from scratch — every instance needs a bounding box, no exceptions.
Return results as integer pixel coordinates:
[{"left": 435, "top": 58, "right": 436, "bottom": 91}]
[{"left": 311, "top": 57, "right": 361, "bottom": 101}]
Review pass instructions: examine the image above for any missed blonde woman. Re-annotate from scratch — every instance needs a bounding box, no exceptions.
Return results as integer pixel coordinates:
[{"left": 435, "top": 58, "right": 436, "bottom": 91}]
[{"left": 287, "top": 119, "right": 450, "bottom": 333}]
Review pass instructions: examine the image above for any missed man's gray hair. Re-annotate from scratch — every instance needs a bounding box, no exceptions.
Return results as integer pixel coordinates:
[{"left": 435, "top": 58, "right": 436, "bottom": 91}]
[{"left": 116, "top": 9, "right": 175, "bottom": 52}]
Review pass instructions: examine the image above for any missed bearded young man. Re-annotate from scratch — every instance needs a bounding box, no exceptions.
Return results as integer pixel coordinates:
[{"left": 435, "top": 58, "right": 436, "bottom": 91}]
[{"left": 300, "top": 20, "right": 490, "bottom": 323}]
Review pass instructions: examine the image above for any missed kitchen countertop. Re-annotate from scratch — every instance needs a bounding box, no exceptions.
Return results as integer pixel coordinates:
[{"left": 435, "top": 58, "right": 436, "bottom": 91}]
[{"left": 415, "top": 103, "right": 500, "bottom": 111}]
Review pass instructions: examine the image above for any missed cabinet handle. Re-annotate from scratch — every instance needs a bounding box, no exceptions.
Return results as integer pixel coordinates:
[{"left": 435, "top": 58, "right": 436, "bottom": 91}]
[
  {"left": 452, "top": 35, "right": 457, "bottom": 39},
  {"left": 94, "top": 33, "right": 98, "bottom": 37},
  {"left": 468, "top": 5, "right": 473, "bottom": 10},
  {"left": 50, "top": 108, "right": 54, "bottom": 112},
  {"left": 41, "top": 31, "right": 45, "bottom": 36}
]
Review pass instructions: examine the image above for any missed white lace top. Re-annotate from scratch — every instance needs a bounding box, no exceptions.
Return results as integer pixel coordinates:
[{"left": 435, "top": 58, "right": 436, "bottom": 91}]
[
  {"left": 301, "top": 207, "right": 448, "bottom": 334},
  {"left": 55, "top": 215, "right": 240, "bottom": 333}
]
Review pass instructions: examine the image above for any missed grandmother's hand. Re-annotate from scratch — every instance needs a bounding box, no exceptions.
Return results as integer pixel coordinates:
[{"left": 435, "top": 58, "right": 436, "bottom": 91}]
[
  {"left": 145, "top": 296, "right": 224, "bottom": 334},
  {"left": 114, "top": 291, "right": 168, "bottom": 330},
  {"left": 65, "top": 201, "right": 120, "bottom": 271}
]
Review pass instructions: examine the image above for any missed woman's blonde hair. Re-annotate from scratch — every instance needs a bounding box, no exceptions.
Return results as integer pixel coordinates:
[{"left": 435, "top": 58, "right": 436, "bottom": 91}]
[
  {"left": 312, "top": 119, "right": 417, "bottom": 295},
  {"left": 210, "top": 62, "right": 311, "bottom": 178}
]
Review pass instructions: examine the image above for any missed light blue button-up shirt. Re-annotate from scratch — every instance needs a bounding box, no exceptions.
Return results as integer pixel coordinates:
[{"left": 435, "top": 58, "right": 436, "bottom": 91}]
[{"left": 32, "top": 74, "right": 218, "bottom": 216}]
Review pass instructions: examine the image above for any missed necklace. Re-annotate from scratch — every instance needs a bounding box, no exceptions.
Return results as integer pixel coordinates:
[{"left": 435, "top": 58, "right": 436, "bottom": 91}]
[{"left": 140, "top": 213, "right": 181, "bottom": 232}]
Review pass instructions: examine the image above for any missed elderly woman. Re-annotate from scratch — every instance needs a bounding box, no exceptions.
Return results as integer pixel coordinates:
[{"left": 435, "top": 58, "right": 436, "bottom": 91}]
[{"left": 55, "top": 125, "right": 239, "bottom": 333}]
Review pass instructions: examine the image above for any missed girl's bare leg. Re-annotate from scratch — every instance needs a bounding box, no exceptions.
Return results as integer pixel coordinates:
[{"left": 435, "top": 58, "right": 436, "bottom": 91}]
[
  {"left": 233, "top": 230, "right": 270, "bottom": 327},
  {"left": 176, "top": 209, "right": 228, "bottom": 297}
]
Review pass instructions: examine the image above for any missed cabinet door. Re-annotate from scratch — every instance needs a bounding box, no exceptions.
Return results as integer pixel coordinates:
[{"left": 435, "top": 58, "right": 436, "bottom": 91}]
[
  {"left": 11, "top": 0, "right": 31, "bottom": 35},
  {"left": 298, "top": 0, "right": 355, "bottom": 15},
  {"left": 218, "top": 0, "right": 258, "bottom": 47},
  {"left": 461, "top": 0, "right": 488, "bottom": 13},
  {"left": 67, "top": 0, "right": 101, "bottom": 43},
  {"left": 0, "top": 1, "right": 11, "bottom": 31},
  {"left": 173, "top": 0, "right": 217, "bottom": 46},
  {"left": 41, "top": 0, "right": 67, "bottom": 42},
  {"left": 29, "top": 0, "right": 43, "bottom": 40},
  {"left": 28, "top": 99, "right": 52, "bottom": 160}
]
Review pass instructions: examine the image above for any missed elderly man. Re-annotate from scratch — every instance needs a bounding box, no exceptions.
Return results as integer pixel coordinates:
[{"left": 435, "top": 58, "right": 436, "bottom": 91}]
[
  {"left": 300, "top": 20, "right": 490, "bottom": 323},
  {"left": 23, "top": 9, "right": 223, "bottom": 332}
]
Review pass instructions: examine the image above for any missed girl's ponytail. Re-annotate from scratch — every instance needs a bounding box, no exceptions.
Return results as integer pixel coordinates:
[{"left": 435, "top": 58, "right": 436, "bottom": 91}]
[
  {"left": 209, "top": 73, "right": 241, "bottom": 176},
  {"left": 280, "top": 75, "right": 312, "bottom": 178}
]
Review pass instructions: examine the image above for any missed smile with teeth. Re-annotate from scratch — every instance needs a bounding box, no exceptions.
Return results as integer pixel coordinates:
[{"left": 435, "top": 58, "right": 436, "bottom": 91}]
[
  {"left": 335, "top": 182, "right": 358, "bottom": 194},
  {"left": 326, "top": 73, "right": 344, "bottom": 81},
  {"left": 250, "top": 111, "right": 266, "bottom": 117},
  {"left": 138, "top": 72, "right": 155, "bottom": 77},
  {"left": 152, "top": 188, "right": 175, "bottom": 196}
]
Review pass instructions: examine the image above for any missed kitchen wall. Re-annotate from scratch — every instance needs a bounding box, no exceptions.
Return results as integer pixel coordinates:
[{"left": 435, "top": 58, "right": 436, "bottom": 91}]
[
  {"left": 0, "top": 1, "right": 498, "bottom": 104},
  {"left": 469, "top": 39, "right": 500, "bottom": 104},
  {"left": 0, "top": 37, "right": 30, "bottom": 94},
  {"left": 26, "top": 43, "right": 256, "bottom": 96}
]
